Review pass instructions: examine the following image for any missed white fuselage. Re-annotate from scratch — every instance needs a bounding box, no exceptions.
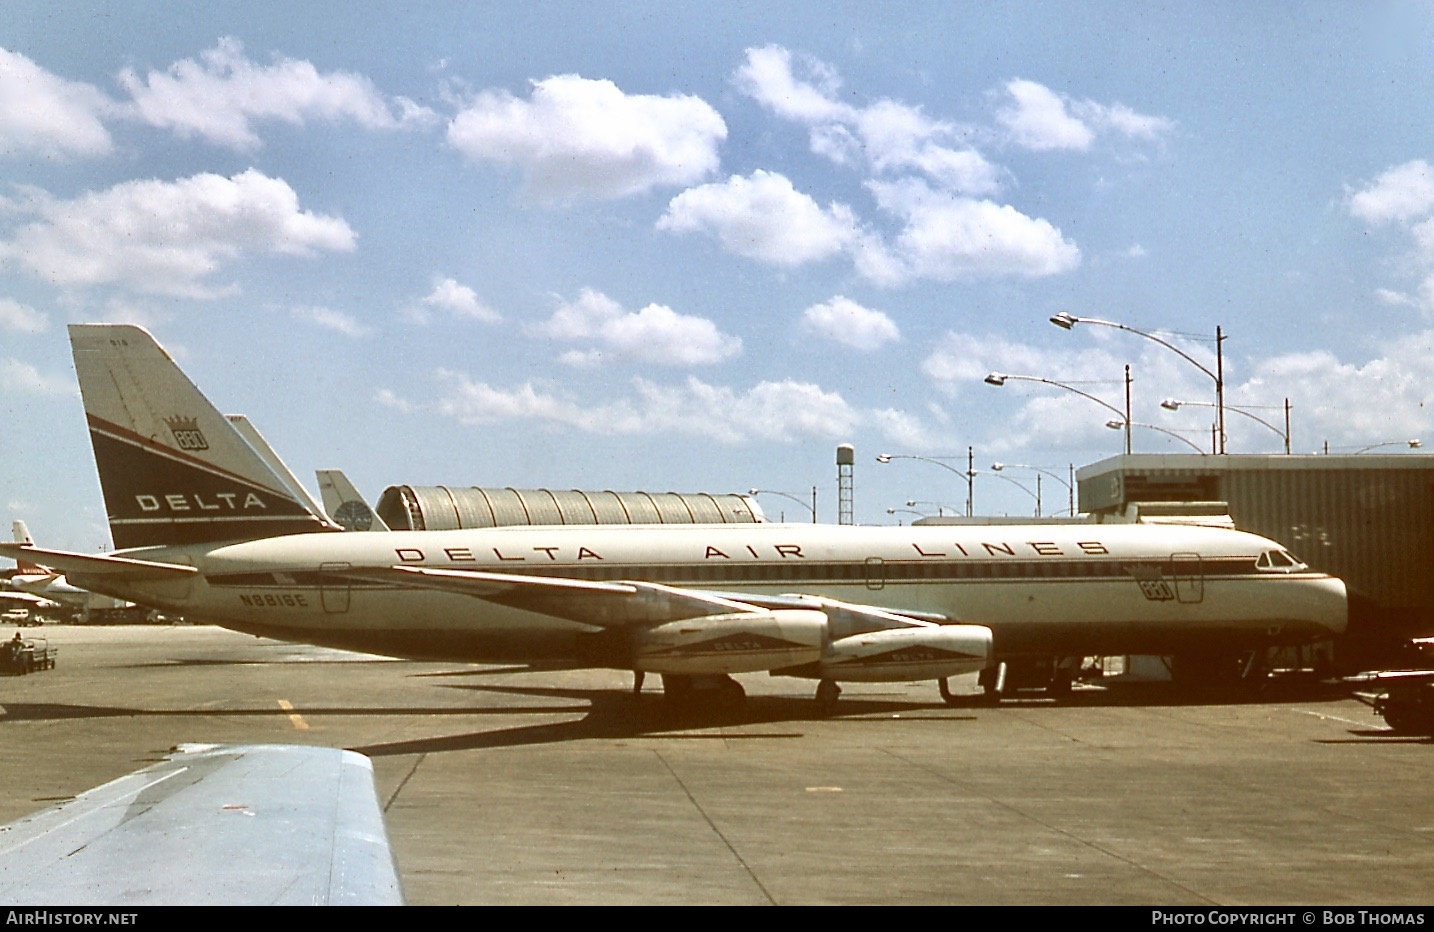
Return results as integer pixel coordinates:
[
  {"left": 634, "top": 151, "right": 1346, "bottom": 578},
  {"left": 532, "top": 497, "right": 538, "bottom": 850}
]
[{"left": 74, "top": 521, "right": 1347, "bottom": 667}]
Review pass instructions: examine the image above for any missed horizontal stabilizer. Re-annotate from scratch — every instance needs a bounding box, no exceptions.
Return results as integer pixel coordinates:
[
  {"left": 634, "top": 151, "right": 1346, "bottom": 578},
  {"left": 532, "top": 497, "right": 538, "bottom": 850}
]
[
  {"left": 0, "top": 543, "right": 197, "bottom": 581},
  {"left": 0, "top": 744, "right": 403, "bottom": 906}
]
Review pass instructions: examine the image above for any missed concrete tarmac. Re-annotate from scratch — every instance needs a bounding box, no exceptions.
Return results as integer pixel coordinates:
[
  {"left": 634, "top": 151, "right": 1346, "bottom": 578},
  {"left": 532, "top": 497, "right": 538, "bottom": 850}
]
[{"left": 1, "top": 624, "right": 1429, "bottom": 906}]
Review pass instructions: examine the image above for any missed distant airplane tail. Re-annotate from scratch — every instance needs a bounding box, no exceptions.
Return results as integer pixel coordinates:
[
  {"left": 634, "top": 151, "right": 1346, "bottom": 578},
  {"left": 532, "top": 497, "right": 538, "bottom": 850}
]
[
  {"left": 10, "top": 521, "right": 48, "bottom": 575},
  {"left": 316, "top": 470, "right": 389, "bottom": 531},
  {"left": 69, "top": 324, "right": 334, "bottom": 550}
]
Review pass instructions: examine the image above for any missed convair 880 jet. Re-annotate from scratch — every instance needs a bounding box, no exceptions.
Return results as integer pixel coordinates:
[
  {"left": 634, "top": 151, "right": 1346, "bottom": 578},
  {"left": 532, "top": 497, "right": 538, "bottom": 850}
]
[{"left": 0, "top": 325, "right": 1348, "bottom": 710}]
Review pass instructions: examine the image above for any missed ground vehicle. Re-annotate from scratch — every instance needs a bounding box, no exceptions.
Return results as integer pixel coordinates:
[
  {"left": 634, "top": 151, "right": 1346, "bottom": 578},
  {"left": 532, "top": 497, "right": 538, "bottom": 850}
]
[
  {"left": 1373, "top": 675, "right": 1434, "bottom": 734},
  {"left": 1, "top": 634, "right": 56, "bottom": 675},
  {"left": 1353, "top": 638, "right": 1434, "bottom": 735}
]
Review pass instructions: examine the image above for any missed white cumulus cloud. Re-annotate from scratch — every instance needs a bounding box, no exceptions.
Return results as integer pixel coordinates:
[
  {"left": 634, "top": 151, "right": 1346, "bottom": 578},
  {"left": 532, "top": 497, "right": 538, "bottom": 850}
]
[
  {"left": 421, "top": 277, "right": 501, "bottom": 323},
  {"left": 801, "top": 296, "right": 899, "bottom": 350},
  {"left": 869, "top": 180, "right": 1080, "bottom": 282},
  {"left": 997, "top": 78, "right": 1172, "bottom": 152},
  {"left": 0, "top": 47, "right": 114, "bottom": 158},
  {"left": 1347, "top": 161, "right": 1434, "bottom": 314},
  {"left": 447, "top": 74, "right": 726, "bottom": 202},
  {"left": 0, "top": 169, "right": 356, "bottom": 298},
  {"left": 735, "top": 46, "right": 1000, "bottom": 196},
  {"left": 117, "top": 37, "right": 435, "bottom": 150},
  {"left": 0, "top": 298, "right": 46, "bottom": 333},
  {"left": 0, "top": 358, "right": 75, "bottom": 396},
  {"left": 1348, "top": 160, "right": 1434, "bottom": 225},
  {"left": 529, "top": 288, "right": 740, "bottom": 366},
  {"left": 430, "top": 370, "right": 859, "bottom": 444},
  {"left": 293, "top": 306, "right": 370, "bottom": 338},
  {"left": 658, "top": 170, "right": 859, "bottom": 265}
]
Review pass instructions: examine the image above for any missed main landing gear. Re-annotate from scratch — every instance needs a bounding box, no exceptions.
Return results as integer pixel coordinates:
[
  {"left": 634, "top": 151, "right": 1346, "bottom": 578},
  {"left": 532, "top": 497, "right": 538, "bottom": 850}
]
[{"left": 815, "top": 679, "right": 842, "bottom": 716}]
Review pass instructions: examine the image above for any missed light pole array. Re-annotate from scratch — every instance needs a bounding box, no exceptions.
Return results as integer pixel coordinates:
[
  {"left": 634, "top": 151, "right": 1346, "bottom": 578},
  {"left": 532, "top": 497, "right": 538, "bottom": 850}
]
[
  {"left": 1051, "top": 312, "right": 1226, "bottom": 454},
  {"left": 985, "top": 370, "right": 1132, "bottom": 454},
  {"left": 1106, "top": 420, "right": 1206, "bottom": 452},
  {"left": 876, "top": 449, "right": 974, "bottom": 517},
  {"left": 1161, "top": 397, "right": 1290, "bottom": 454},
  {"left": 993, "top": 462, "right": 1075, "bottom": 517}
]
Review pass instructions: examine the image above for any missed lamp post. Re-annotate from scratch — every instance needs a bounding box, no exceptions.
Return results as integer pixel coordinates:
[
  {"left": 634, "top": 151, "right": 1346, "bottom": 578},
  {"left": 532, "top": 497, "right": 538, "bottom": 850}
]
[
  {"left": 1161, "top": 397, "right": 1290, "bottom": 454},
  {"left": 905, "top": 500, "right": 960, "bottom": 517},
  {"left": 993, "top": 462, "right": 1075, "bottom": 516},
  {"left": 876, "top": 450, "right": 974, "bottom": 517},
  {"left": 1051, "top": 311, "right": 1226, "bottom": 453},
  {"left": 1350, "top": 439, "right": 1423, "bottom": 454},
  {"left": 748, "top": 488, "right": 817, "bottom": 523},
  {"left": 985, "top": 370, "right": 1132, "bottom": 454},
  {"left": 1105, "top": 419, "right": 1206, "bottom": 453}
]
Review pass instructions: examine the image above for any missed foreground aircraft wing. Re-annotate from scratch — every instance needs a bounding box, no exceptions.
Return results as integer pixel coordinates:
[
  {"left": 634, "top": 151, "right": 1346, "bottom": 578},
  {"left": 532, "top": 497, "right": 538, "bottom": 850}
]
[{"left": 0, "top": 744, "right": 403, "bottom": 906}]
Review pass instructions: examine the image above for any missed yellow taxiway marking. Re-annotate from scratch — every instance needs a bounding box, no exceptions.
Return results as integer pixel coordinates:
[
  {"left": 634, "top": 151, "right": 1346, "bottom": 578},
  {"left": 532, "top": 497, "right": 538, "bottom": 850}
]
[{"left": 277, "top": 698, "right": 309, "bottom": 730}]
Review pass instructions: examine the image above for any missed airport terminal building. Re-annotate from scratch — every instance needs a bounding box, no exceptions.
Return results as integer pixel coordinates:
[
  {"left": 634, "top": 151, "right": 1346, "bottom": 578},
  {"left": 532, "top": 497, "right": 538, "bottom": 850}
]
[{"left": 1077, "top": 453, "right": 1434, "bottom": 669}]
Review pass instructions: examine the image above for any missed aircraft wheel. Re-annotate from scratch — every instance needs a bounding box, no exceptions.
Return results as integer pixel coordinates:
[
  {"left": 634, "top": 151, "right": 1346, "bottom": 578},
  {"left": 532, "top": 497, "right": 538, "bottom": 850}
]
[{"left": 815, "top": 679, "right": 841, "bottom": 715}]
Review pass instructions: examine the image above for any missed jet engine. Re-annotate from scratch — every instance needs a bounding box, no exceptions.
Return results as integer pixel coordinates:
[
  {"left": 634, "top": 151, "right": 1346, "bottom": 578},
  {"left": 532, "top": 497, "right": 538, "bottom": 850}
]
[
  {"left": 632, "top": 609, "right": 826, "bottom": 675},
  {"left": 818, "top": 624, "right": 993, "bottom": 682}
]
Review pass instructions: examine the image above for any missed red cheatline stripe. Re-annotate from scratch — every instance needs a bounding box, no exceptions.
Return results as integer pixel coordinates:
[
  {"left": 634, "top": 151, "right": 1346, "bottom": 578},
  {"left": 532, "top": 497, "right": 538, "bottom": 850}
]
[{"left": 88, "top": 413, "right": 296, "bottom": 501}]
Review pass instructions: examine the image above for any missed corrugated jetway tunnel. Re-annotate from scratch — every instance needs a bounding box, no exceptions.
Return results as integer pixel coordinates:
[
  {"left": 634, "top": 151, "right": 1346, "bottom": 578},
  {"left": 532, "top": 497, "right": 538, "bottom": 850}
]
[{"left": 374, "top": 485, "right": 765, "bottom": 531}]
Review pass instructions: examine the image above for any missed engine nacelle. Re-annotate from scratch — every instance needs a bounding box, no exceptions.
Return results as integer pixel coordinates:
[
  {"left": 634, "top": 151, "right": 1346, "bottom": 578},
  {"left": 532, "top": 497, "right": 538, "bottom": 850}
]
[
  {"left": 819, "top": 624, "right": 992, "bottom": 682},
  {"left": 633, "top": 610, "right": 826, "bottom": 675}
]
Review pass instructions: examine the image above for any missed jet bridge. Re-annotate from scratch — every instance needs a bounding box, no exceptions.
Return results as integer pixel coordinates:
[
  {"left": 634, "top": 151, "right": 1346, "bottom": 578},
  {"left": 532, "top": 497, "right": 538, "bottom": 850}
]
[{"left": 375, "top": 485, "right": 764, "bottom": 531}]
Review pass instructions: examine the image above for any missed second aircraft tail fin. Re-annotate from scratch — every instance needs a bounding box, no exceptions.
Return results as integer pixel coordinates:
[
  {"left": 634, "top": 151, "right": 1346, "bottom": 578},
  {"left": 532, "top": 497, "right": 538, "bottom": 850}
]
[
  {"left": 69, "top": 324, "right": 334, "bottom": 550},
  {"left": 10, "top": 521, "right": 49, "bottom": 576},
  {"left": 316, "top": 470, "right": 389, "bottom": 531}
]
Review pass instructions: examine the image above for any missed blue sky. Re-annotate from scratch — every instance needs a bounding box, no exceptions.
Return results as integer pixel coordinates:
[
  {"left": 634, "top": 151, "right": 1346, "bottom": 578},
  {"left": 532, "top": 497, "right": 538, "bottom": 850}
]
[{"left": 6, "top": 2, "right": 1434, "bottom": 550}]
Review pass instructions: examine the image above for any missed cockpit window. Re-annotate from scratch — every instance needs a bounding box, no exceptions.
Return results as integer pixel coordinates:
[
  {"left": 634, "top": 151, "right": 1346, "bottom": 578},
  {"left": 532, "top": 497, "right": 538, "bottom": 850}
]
[{"left": 1256, "top": 549, "right": 1308, "bottom": 573}]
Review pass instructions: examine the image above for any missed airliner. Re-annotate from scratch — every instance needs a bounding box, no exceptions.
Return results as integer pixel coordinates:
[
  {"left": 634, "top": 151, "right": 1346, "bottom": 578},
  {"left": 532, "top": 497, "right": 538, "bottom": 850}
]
[
  {"left": 0, "top": 324, "right": 1348, "bottom": 710},
  {"left": 5, "top": 521, "right": 88, "bottom": 608}
]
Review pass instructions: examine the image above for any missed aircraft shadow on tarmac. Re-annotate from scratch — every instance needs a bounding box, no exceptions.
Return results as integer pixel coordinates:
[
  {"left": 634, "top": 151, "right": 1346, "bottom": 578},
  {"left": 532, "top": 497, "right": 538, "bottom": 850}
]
[{"left": 1, "top": 670, "right": 1397, "bottom": 758}]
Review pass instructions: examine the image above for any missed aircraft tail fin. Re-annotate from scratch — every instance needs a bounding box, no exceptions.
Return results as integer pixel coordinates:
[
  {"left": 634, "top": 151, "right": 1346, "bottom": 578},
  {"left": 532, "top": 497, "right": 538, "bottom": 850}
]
[
  {"left": 69, "top": 324, "right": 333, "bottom": 550},
  {"left": 316, "top": 470, "right": 389, "bottom": 531},
  {"left": 10, "top": 521, "right": 48, "bottom": 575}
]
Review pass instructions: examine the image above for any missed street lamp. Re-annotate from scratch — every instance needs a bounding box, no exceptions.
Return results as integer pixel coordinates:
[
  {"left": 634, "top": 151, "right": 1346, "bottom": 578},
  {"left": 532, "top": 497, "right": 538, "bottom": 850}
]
[
  {"left": 985, "top": 369, "right": 1132, "bottom": 454},
  {"left": 876, "top": 450, "right": 974, "bottom": 517},
  {"left": 993, "top": 462, "right": 1075, "bottom": 516},
  {"left": 1052, "top": 311, "right": 1226, "bottom": 453},
  {"left": 1351, "top": 439, "right": 1422, "bottom": 454},
  {"left": 1106, "top": 419, "right": 1206, "bottom": 453},
  {"left": 905, "top": 500, "right": 960, "bottom": 516},
  {"left": 748, "top": 488, "right": 817, "bottom": 523},
  {"left": 1161, "top": 397, "right": 1290, "bottom": 454}
]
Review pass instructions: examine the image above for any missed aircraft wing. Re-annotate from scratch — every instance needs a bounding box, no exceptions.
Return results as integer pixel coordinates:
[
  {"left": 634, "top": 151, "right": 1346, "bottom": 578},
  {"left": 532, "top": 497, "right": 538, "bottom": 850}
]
[
  {"left": 365, "top": 565, "right": 947, "bottom": 633},
  {"left": 0, "top": 744, "right": 403, "bottom": 906},
  {"left": 0, "top": 544, "right": 196, "bottom": 582}
]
